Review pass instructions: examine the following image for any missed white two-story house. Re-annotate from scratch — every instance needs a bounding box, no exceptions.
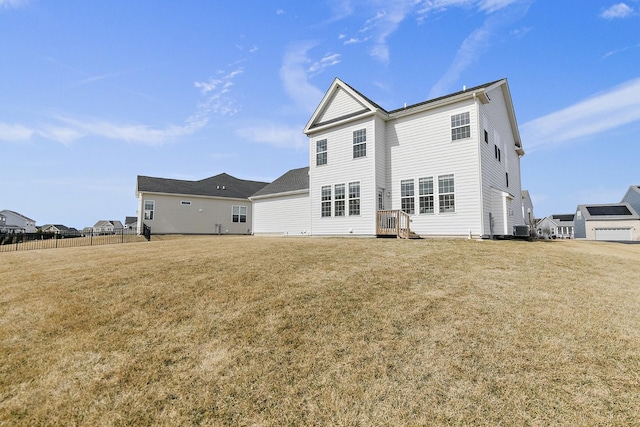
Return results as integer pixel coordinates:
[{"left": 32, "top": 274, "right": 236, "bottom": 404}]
[{"left": 253, "top": 78, "right": 525, "bottom": 238}]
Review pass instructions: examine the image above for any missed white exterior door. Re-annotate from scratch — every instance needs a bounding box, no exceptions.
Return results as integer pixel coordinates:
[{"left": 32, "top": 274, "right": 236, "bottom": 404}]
[{"left": 594, "top": 228, "right": 632, "bottom": 241}]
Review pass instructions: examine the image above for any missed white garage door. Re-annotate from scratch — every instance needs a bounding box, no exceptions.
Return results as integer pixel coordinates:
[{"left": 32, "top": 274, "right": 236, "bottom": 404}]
[{"left": 594, "top": 228, "right": 632, "bottom": 241}]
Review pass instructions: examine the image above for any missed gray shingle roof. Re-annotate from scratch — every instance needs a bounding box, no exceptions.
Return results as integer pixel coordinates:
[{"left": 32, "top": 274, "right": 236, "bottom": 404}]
[
  {"left": 137, "top": 173, "right": 269, "bottom": 199},
  {"left": 251, "top": 167, "right": 309, "bottom": 197},
  {"left": 387, "top": 79, "right": 505, "bottom": 114}
]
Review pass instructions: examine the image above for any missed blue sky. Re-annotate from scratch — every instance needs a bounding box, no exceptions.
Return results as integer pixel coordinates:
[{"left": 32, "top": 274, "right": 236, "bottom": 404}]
[{"left": 1, "top": 0, "right": 639, "bottom": 229}]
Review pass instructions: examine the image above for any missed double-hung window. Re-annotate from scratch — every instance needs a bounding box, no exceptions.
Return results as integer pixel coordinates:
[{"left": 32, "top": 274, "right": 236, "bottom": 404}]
[
  {"left": 451, "top": 112, "right": 470, "bottom": 141},
  {"left": 232, "top": 206, "right": 247, "bottom": 223},
  {"left": 144, "top": 200, "right": 155, "bottom": 220},
  {"left": 348, "top": 182, "right": 360, "bottom": 215},
  {"left": 321, "top": 186, "right": 332, "bottom": 217},
  {"left": 419, "top": 177, "right": 434, "bottom": 214},
  {"left": 353, "top": 129, "right": 366, "bottom": 158},
  {"left": 316, "top": 139, "right": 327, "bottom": 166},
  {"left": 438, "top": 174, "right": 455, "bottom": 213},
  {"left": 334, "top": 184, "right": 345, "bottom": 216},
  {"left": 400, "top": 179, "right": 415, "bottom": 214}
]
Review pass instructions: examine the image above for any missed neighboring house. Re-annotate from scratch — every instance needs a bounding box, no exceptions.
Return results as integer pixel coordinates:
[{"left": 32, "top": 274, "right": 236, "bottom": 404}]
[
  {"left": 0, "top": 210, "right": 37, "bottom": 233},
  {"left": 39, "top": 224, "right": 79, "bottom": 236},
  {"left": 250, "top": 167, "right": 311, "bottom": 236},
  {"left": 574, "top": 203, "right": 640, "bottom": 241},
  {"left": 535, "top": 214, "right": 574, "bottom": 239},
  {"left": 93, "top": 220, "right": 124, "bottom": 234},
  {"left": 124, "top": 216, "right": 137, "bottom": 230},
  {"left": 621, "top": 185, "right": 640, "bottom": 214},
  {"left": 254, "top": 78, "right": 525, "bottom": 238},
  {"left": 136, "top": 173, "right": 268, "bottom": 235}
]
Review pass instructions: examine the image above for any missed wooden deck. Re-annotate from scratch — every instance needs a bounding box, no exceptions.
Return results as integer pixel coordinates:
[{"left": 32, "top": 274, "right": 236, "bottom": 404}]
[{"left": 376, "top": 210, "right": 415, "bottom": 239}]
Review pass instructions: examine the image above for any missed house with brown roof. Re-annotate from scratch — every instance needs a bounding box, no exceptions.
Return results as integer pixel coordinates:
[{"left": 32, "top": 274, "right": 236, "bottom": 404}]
[{"left": 136, "top": 173, "right": 268, "bottom": 235}]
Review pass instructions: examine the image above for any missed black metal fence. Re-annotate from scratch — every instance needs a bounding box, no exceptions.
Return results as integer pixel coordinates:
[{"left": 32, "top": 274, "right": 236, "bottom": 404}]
[{"left": 0, "top": 227, "right": 150, "bottom": 253}]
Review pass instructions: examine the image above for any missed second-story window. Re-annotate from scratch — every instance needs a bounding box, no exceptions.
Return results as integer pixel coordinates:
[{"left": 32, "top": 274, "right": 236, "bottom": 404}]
[
  {"left": 451, "top": 112, "right": 470, "bottom": 141},
  {"left": 353, "top": 129, "right": 366, "bottom": 158},
  {"left": 316, "top": 139, "right": 327, "bottom": 166}
]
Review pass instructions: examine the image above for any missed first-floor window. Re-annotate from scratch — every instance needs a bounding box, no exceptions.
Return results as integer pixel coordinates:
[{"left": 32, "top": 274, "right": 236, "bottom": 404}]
[
  {"left": 438, "top": 174, "right": 455, "bottom": 213},
  {"left": 144, "top": 200, "right": 155, "bottom": 220},
  {"left": 419, "top": 177, "right": 434, "bottom": 214},
  {"left": 232, "top": 205, "right": 247, "bottom": 223},
  {"left": 321, "top": 186, "right": 332, "bottom": 217},
  {"left": 334, "top": 184, "right": 345, "bottom": 217},
  {"left": 348, "top": 182, "right": 360, "bottom": 215},
  {"left": 400, "top": 179, "right": 415, "bottom": 214}
]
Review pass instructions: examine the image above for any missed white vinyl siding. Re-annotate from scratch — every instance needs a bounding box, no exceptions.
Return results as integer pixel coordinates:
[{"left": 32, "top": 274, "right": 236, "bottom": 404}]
[
  {"left": 316, "top": 87, "right": 368, "bottom": 123},
  {"left": 386, "top": 100, "right": 481, "bottom": 237},
  {"left": 309, "top": 117, "right": 377, "bottom": 235},
  {"left": 252, "top": 192, "right": 311, "bottom": 235},
  {"left": 478, "top": 87, "right": 523, "bottom": 237}
]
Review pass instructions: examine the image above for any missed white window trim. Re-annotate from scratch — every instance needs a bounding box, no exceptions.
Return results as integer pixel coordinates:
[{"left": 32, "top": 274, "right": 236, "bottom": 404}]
[{"left": 144, "top": 200, "right": 155, "bottom": 221}]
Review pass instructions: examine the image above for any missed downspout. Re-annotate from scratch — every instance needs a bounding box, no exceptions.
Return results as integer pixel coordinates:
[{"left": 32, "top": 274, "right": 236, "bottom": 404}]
[{"left": 474, "top": 92, "right": 485, "bottom": 239}]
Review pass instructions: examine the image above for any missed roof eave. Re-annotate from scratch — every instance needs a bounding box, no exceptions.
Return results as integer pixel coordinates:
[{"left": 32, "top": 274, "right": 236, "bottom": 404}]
[{"left": 249, "top": 188, "right": 309, "bottom": 200}]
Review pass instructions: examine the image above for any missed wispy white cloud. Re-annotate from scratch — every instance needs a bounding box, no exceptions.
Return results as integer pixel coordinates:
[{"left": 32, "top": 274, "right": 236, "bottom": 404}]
[
  {"left": 520, "top": 77, "right": 640, "bottom": 151},
  {"left": 193, "top": 67, "right": 244, "bottom": 120},
  {"left": 428, "top": 0, "right": 531, "bottom": 97},
  {"left": 600, "top": 3, "right": 634, "bottom": 19},
  {"left": 344, "top": 1, "right": 416, "bottom": 64},
  {"left": 54, "top": 116, "right": 206, "bottom": 146},
  {"left": 279, "top": 42, "right": 326, "bottom": 113},
  {"left": 417, "top": 0, "right": 519, "bottom": 17},
  {"left": 0, "top": 0, "right": 27, "bottom": 10},
  {"left": 236, "top": 121, "right": 307, "bottom": 149},
  {"left": 0, "top": 122, "right": 34, "bottom": 142},
  {"left": 308, "top": 52, "right": 342, "bottom": 77},
  {"left": 36, "top": 126, "right": 85, "bottom": 145},
  {"left": 603, "top": 42, "right": 640, "bottom": 59}
]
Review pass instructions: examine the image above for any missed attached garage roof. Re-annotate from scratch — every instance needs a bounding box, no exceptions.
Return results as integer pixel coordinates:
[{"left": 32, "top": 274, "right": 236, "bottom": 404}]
[{"left": 250, "top": 167, "right": 309, "bottom": 198}]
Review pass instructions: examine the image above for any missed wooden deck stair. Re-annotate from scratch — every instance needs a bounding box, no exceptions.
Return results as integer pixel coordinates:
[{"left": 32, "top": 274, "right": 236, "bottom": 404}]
[{"left": 376, "top": 210, "right": 420, "bottom": 239}]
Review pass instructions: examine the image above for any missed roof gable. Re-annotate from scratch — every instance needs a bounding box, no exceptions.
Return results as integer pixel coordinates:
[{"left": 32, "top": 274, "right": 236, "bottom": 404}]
[{"left": 304, "top": 78, "right": 384, "bottom": 134}]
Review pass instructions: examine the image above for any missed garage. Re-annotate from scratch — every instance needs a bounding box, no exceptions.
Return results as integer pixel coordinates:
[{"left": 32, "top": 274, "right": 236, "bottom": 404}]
[{"left": 594, "top": 227, "right": 632, "bottom": 241}]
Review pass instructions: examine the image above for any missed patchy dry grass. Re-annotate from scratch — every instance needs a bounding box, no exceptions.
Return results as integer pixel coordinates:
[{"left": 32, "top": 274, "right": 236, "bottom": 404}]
[{"left": 1, "top": 237, "right": 639, "bottom": 426}]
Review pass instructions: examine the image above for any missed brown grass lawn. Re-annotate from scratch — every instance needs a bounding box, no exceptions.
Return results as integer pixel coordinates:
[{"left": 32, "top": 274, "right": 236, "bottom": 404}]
[{"left": 1, "top": 236, "right": 639, "bottom": 426}]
